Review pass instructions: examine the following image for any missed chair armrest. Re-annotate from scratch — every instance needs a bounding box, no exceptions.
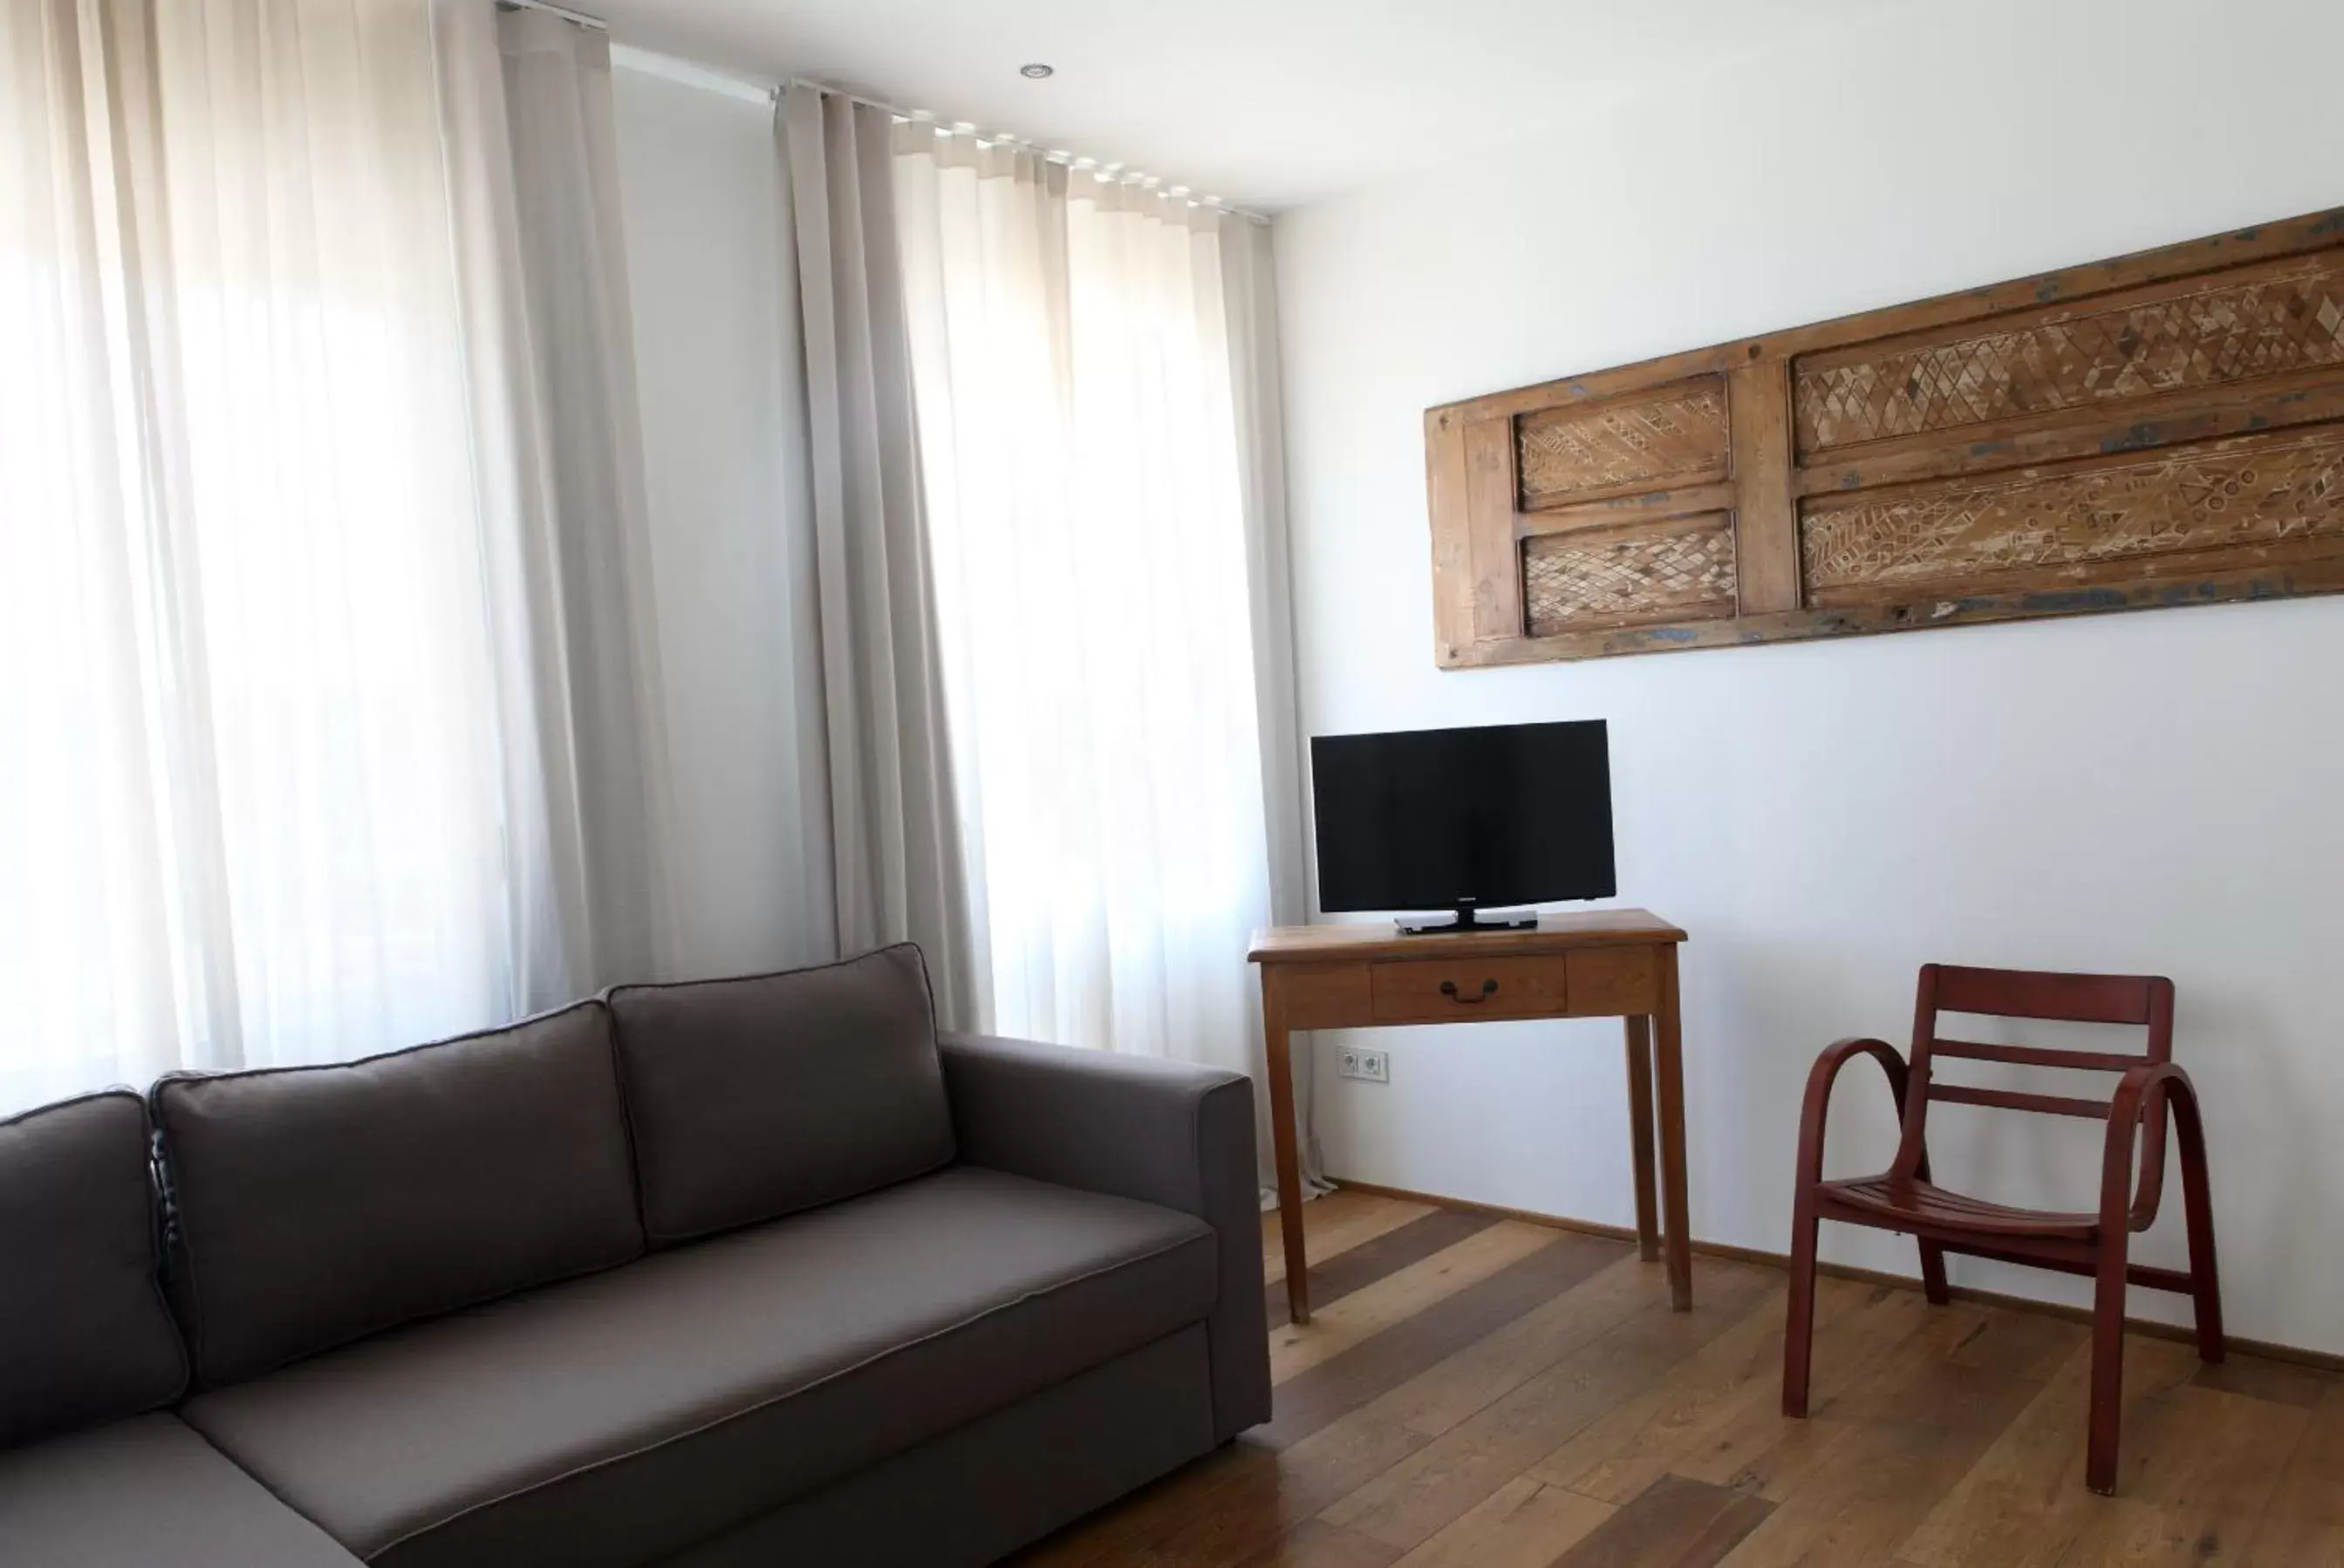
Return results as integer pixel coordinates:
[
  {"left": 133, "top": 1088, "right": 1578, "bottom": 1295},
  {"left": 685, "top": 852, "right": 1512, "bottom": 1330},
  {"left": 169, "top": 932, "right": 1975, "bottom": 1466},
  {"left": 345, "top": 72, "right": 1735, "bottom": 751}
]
[
  {"left": 1796, "top": 1037, "right": 1914, "bottom": 1187},
  {"left": 2103, "top": 1060, "right": 2202, "bottom": 1232},
  {"left": 936, "top": 1032, "right": 1270, "bottom": 1440}
]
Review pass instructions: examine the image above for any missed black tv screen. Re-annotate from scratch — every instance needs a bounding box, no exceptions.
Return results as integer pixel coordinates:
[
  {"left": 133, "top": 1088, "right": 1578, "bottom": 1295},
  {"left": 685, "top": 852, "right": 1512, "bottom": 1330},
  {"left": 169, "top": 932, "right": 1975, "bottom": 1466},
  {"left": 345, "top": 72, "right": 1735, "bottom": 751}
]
[{"left": 1310, "top": 719, "right": 1615, "bottom": 914}]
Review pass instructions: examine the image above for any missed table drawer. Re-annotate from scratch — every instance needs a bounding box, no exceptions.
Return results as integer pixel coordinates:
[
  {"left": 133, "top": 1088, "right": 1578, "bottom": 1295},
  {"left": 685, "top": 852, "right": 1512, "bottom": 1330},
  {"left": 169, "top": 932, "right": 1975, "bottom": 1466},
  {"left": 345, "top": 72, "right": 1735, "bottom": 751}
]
[
  {"left": 1271, "top": 962, "right": 1373, "bottom": 1029},
  {"left": 1369, "top": 955, "right": 1570, "bottom": 1024}
]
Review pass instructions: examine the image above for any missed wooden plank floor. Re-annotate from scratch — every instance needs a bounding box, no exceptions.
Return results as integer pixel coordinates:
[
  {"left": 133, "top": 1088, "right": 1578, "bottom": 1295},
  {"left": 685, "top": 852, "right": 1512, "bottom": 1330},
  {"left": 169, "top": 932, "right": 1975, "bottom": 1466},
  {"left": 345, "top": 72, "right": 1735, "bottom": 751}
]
[{"left": 1008, "top": 1190, "right": 2344, "bottom": 1568}]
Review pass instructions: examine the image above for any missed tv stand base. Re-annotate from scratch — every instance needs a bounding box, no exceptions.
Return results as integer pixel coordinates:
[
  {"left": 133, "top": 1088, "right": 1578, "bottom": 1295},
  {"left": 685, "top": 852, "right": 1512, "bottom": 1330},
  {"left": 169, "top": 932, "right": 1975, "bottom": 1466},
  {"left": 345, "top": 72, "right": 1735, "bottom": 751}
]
[{"left": 1396, "top": 905, "right": 1539, "bottom": 935}]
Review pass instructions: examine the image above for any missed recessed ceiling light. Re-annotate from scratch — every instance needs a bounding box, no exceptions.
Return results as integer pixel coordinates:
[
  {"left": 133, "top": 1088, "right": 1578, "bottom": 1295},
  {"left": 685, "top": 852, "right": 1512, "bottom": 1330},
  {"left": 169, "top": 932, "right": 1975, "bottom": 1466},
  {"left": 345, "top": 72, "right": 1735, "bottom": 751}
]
[{"left": 1019, "top": 63, "right": 1055, "bottom": 79}]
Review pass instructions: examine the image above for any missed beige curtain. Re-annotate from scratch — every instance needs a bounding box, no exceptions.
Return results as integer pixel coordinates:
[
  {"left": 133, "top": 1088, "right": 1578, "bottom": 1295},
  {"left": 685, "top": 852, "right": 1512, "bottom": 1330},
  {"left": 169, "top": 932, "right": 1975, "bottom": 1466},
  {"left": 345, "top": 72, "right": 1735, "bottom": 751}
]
[
  {"left": 1220, "top": 216, "right": 1324, "bottom": 1189},
  {"left": 780, "top": 85, "right": 978, "bottom": 1025},
  {"left": 892, "top": 128, "right": 1316, "bottom": 1192},
  {"left": 0, "top": 0, "right": 675, "bottom": 1112},
  {"left": 440, "top": 2, "right": 682, "bottom": 1002}
]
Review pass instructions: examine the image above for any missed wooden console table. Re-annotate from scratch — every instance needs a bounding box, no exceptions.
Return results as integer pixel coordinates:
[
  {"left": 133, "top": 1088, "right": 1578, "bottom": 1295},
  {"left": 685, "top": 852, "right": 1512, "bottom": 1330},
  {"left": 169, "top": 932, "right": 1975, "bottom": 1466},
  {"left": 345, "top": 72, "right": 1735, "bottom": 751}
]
[{"left": 1249, "top": 909, "right": 1691, "bottom": 1323}]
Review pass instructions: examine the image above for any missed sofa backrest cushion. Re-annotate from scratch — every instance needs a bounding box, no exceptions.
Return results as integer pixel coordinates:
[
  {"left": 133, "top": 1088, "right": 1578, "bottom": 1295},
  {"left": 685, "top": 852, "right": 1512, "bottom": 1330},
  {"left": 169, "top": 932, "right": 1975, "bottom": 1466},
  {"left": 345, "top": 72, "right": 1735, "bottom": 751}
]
[
  {"left": 607, "top": 944, "right": 953, "bottom": 1244},
  {"left": 152, "top": 1001, "right": 644, "bottom": 1387},
  {"left": 0, "top": 1091, "right": 188, "bottom": 1446}
]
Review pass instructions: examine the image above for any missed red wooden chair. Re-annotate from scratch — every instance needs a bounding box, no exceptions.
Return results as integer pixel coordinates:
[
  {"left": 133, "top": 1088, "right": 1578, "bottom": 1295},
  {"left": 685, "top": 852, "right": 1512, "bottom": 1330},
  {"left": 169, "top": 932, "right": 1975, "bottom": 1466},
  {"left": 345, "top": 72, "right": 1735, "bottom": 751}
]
[{"left": 1781, "top": 964, "right": 2222, "bottom": 1495}]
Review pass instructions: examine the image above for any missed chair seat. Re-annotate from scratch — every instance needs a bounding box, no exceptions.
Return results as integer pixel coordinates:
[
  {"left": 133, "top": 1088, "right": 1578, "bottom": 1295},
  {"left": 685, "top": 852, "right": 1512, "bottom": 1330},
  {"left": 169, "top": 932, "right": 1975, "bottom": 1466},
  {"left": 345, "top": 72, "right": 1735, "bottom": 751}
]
[{"left": 1819, "top": 1174, "right": 2100, "bottom": 1240}]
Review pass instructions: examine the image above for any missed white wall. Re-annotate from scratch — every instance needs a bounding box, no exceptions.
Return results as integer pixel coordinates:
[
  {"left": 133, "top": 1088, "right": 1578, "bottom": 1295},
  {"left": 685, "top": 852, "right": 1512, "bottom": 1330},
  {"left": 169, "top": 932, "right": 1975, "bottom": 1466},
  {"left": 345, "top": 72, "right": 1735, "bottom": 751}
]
[
  {"left": 1272, "top": 0, "right": 2344, "bottom": 1355},
  {"left": 612, "top": 61, "right": 832, "bottom": 978}
]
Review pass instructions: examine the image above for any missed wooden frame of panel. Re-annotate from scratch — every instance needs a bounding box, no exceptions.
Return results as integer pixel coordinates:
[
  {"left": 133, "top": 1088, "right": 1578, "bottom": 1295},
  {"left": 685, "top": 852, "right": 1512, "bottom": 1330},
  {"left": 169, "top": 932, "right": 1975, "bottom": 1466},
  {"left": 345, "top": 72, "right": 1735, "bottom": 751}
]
[{"left": 1426, "top": 207, "right": 2344, "bottom": 667}]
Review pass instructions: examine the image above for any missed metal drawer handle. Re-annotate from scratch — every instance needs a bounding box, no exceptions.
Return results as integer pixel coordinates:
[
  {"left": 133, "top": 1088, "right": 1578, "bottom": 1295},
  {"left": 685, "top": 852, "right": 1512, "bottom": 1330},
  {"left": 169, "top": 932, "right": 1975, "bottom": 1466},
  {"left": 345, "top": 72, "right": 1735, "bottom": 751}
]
[{"left": 1439, "top": 978, "right": 1500, "bottom": 1005}]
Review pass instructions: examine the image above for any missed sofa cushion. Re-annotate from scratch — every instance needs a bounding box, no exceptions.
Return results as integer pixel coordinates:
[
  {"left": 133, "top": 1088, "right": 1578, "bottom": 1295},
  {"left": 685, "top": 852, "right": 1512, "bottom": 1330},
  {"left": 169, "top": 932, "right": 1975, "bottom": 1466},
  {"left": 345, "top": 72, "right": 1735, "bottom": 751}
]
[
  {"left": 153, "top": 1001, "right": 644, "bottom": 1387},
  {"left": 606, "top": 944, "right": 953, "bottom": 1243},
  {"left": 0, "top": 1414, "right": 362, "bottom": 1567},
  {"left": 181, "top": 1165, "right": 1216, "bottom": 1568},
  {"left": 662, "top": 1326, "right": 1218, "bottom": 1568},
  {"left": 0, "top": 1091, "right": 186, "bottom": 1447}
]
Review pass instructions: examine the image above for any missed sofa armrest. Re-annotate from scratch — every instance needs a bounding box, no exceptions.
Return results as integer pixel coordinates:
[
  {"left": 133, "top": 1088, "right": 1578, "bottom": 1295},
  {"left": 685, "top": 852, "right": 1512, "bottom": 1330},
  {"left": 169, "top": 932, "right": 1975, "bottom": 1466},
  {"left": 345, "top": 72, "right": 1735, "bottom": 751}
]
[{"left": 937, "top": 1032, "right": 1269, "bottom": 1440}]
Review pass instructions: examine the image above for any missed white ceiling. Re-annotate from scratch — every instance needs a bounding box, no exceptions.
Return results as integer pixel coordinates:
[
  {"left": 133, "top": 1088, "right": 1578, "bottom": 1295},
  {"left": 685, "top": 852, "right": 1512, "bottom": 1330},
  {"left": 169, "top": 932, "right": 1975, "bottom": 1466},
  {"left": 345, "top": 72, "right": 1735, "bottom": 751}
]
[{"left": 587, "top": 0, "right": 1908, "bottom": 213}]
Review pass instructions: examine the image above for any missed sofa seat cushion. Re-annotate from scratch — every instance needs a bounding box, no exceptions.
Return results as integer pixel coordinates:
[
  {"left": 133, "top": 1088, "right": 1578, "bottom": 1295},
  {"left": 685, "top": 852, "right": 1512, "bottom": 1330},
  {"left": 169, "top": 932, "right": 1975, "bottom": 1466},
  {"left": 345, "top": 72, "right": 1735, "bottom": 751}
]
[
  {"left": 0, "top": 1414, "right": 361, "bottom": 1567},
  {"left": 179, "top": 1166, "right": 1216, "bottom": 1568}
]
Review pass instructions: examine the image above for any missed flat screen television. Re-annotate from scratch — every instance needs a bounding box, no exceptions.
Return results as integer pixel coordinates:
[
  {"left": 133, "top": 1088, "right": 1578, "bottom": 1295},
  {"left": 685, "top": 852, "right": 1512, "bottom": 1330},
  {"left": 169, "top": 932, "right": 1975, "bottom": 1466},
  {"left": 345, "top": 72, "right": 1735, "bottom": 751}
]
[{"left": 1309, "top": 719, "right": 1615, "bottom": 933}]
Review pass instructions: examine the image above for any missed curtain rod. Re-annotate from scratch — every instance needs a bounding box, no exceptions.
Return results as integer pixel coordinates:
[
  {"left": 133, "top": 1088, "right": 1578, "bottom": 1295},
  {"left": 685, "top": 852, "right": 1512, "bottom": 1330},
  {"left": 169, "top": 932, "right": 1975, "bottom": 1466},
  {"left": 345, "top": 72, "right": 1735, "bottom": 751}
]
[
  {"left": 785, "top": 78, "right": 1269, "bottom": 224},
  {"left": 608, "top": 44, "right": 774, "bottom": 105},
  {"left": 498, "top": 0, "right": 606, "bottom": 31},
  {"left": 507, "top": 3, "right": 1268, "bottom": 223}
]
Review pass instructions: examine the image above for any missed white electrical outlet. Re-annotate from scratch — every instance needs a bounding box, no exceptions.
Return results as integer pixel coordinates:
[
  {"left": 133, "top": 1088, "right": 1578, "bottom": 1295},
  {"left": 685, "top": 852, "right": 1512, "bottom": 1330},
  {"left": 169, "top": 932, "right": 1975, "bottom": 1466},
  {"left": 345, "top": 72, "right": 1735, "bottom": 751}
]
[
  {"left": 1336, "top": 1046, "right": 1362, "bottom": 1079},
  {"left": 1338, "top": 1046, "right": 1391, "bottom": 1084}
]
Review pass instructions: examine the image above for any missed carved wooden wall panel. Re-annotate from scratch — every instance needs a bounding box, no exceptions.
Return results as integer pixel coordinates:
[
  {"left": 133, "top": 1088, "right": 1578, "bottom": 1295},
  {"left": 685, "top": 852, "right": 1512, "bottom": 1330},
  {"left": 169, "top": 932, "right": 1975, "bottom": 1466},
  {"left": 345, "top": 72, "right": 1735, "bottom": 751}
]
[
  {"left": 1794, "top": 253, "right": 2344, "bottom": 454},
  {"left": 1523, "top": 513, "right": 1736, "bottom": 636},
  {"left": 1516, "top": 378, "right": 1730, "bottom": 507},
  {"left": 1425, "top": 208, "right": 2344, "bottom": 666},
  {"left": 1800, "top": 428, "right": 2344, "bottom": 607}
]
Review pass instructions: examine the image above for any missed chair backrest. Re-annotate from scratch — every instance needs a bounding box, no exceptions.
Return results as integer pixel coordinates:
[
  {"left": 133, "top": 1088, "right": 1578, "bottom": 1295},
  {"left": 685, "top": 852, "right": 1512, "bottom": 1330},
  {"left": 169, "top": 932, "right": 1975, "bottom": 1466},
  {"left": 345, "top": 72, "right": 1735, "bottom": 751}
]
[{"left": 1893, "top": 964, "right": 2177, "bottom": 1219}]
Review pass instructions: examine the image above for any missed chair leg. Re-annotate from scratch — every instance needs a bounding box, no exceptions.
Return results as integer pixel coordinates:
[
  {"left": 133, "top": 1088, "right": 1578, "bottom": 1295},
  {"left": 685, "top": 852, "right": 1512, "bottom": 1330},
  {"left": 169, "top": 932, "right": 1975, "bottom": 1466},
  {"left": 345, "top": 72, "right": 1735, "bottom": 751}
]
[
  {"left": 2178, "top": 1110, "right": 2225, "bottom": 1364},
  {"left": 1919, "top": 1239, "right": 1951, "bottom": 1305},
  {"left": 1782, "top": 1199, "right": 1820, "bottom": 1418},
  {"left": 2086, "top": 1231, "right": 2130, "bottom": 1496},
  {"left": 1911, "top": 1138, "right": 1951, "bottom": 1306}
]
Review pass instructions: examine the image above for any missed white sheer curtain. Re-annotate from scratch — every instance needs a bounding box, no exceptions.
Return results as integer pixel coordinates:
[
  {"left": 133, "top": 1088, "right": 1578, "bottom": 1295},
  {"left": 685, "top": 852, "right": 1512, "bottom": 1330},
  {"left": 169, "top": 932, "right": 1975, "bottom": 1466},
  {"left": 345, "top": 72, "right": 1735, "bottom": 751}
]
[
  {"left": 0, "top": 0, "right": 673, "bottom": 1113},
  {"left": 894, "top": 128, "right": 1308, "bottom": 1183}
]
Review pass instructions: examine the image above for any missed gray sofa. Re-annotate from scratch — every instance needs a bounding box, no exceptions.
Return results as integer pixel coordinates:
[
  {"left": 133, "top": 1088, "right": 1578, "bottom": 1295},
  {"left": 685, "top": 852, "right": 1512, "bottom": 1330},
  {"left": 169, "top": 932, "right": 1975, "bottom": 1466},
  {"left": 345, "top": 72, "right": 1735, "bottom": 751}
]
[{"left": 0, "top": 944, "right": 1269, "bottom": 1567}]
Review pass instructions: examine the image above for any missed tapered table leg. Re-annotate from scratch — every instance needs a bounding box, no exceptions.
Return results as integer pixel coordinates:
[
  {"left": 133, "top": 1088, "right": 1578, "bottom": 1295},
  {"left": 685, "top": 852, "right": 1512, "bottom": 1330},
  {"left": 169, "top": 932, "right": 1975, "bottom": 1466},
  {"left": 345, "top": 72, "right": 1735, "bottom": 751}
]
[
  {"left": 1653, "top": 946, "right": 1693, "bottom": 1310},
  {"left": 1262, "top": 975, "right": 1311, "bottom": 1323},
  {"left": 1623, "top": 1014, "right": 1661, "bottom": 1264}
]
